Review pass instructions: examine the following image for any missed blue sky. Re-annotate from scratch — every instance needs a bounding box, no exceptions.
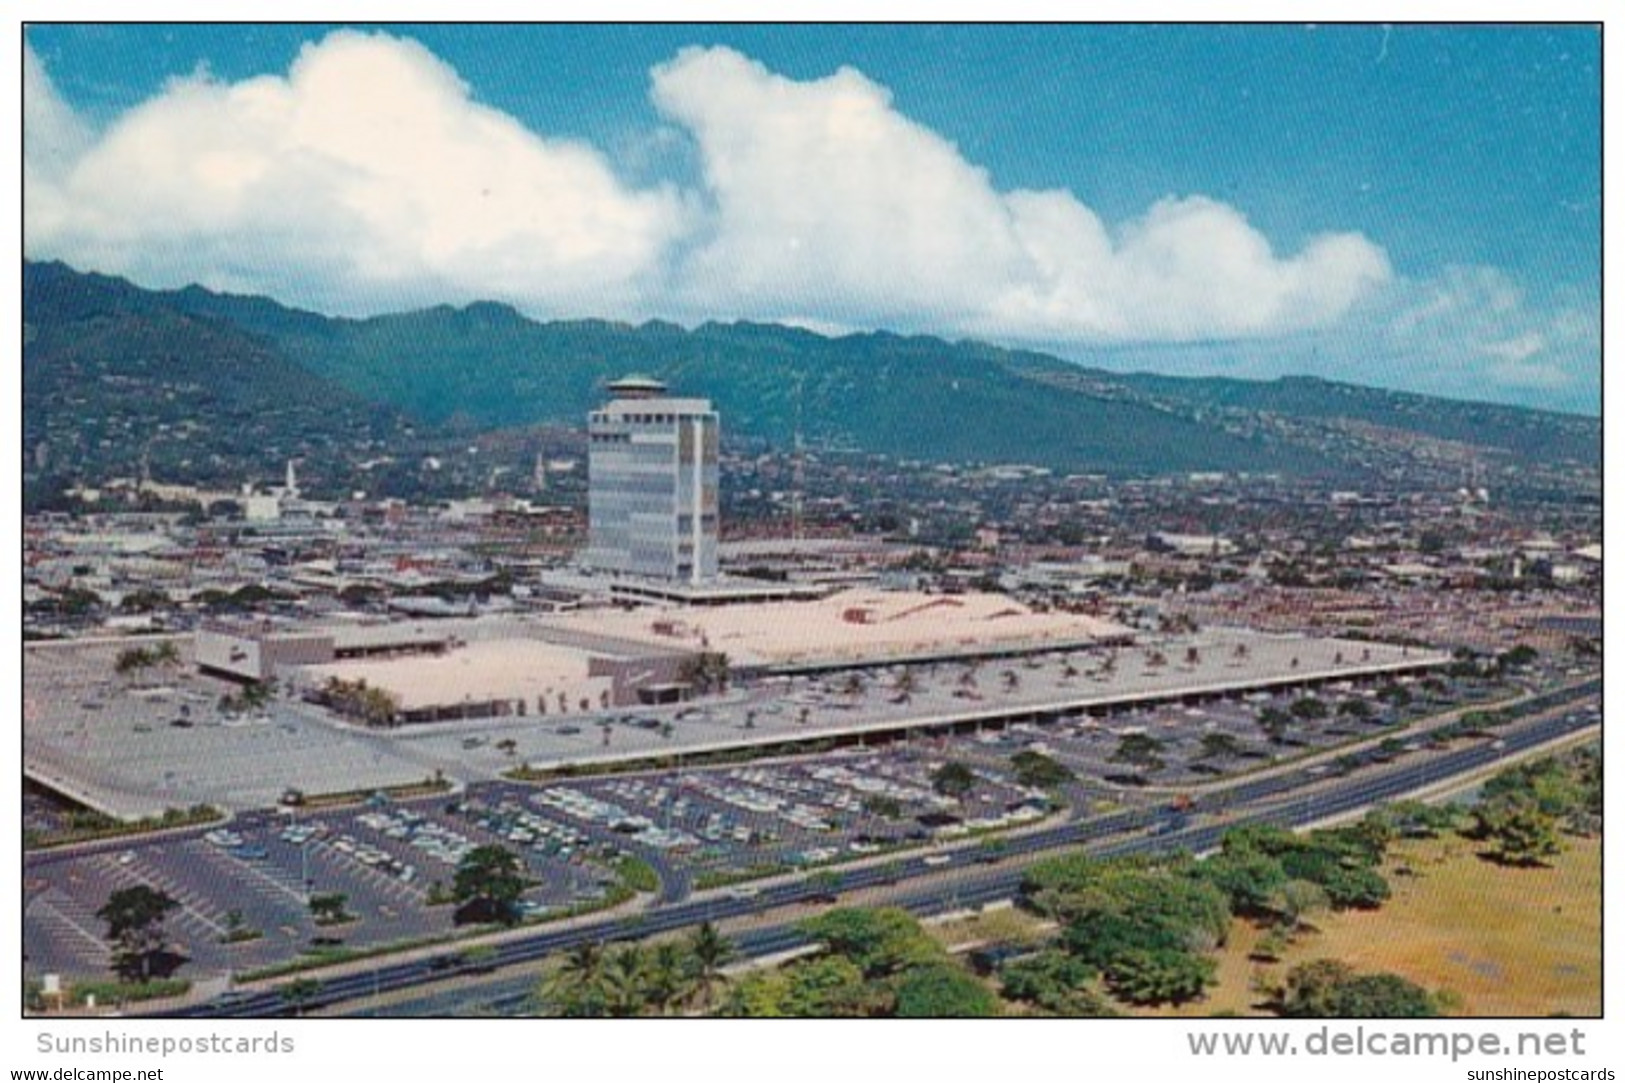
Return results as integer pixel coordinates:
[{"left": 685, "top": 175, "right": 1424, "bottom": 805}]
[{"left": 23, "top": 24, "right": 1600, "bottom": 414}]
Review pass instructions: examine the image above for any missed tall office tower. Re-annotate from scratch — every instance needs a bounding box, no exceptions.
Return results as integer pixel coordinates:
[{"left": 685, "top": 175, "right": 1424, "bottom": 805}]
[{"left": 586, "top": 376, "right": 719, "bottom": 583}]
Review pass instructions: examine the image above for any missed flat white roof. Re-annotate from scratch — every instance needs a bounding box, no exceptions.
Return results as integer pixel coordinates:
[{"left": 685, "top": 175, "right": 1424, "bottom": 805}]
[
  {"left": 299, "top": 639, "right": 609, "bottom": 710},
  {"left": 539, "top": 588, "right": 1132, "bottom": 666}
]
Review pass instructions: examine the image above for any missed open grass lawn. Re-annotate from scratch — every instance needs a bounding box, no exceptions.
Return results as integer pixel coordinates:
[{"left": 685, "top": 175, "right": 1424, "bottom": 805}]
[
  {"left": 926, "top": 905, "right": 1054, "bottom": 952},
  {"left": 1139, "top": 834, "right": 1601, "bottom": 1018}
]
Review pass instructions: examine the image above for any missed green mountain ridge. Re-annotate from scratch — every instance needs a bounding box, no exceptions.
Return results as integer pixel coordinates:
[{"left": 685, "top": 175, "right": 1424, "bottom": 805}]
[{"left": 23, "top": 260, "right": 1600, "bottom": 487}]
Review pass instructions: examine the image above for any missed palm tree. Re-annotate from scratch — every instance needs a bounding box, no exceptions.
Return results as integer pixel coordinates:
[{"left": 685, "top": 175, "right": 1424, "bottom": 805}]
[
  {"left": 541, "top": 940, "right": 608, "bottom": 1016},
  {"left": 603, "top": 944, "right": 648, "bottom": 1017},
  {"left": 686, "top": 922, "right": 735, "bottom": 1009},
  {"left": 644, "top": 941, "right": 694, "bottom": 1016}
]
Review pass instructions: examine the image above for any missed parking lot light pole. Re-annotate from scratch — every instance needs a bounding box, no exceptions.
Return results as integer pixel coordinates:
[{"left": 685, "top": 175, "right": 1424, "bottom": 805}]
[{"left": 302, "top": 839, "right": 313, "bottom": 906}]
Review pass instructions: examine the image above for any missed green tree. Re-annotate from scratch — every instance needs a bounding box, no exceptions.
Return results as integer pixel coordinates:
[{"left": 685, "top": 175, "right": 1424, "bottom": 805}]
[
  {"left": 1281, "top": 960, "right": 1435, "bottom": 1017},
  {"left": 686, "top": 922, "right": 735, "bottom": 1009},
  {"left": 1050, "top": 865, "right": 1231, "bottom": 960},
  {"left": 642, "top": 940, "right": 694, "bottom": 1016},
  {"left": 1194, "top": 850, "right": 1289, "bottom": 917},
  {"left": 799, "top": 907, "right": 943, "bottom": 979},
  {"left": 1337, "top": 698, "right": 1373, "bottom": 720},
  {"left": 1257, "top": 707, "right": 1292, "bottom": 745},
  {"left": 862, "top": 794, "right": 903, "bottom": 820},
  {"left": 931, "top": 761, "right": 978, "bottom": 799},
  {"left": 1010, "top": 750, "right": 1074, "bottom": 788},
  {"left": 1195, "top": 732, "right": 1247, "bottom": 763},
  {"left": 717, "top": 969, "right": 790, "bottom": 1017},
  {"left": 1279, "top": 959, "right": 1356, "bottom": 1016},
  {"left": 538, "top": 940, "right": 609, "bottom": 1017},
  {"left": 1290, "top": 696, "right": 1328, "bottom": 722},
  {"left": 308, "top": 892, "right": 352, "bottom": 926},
  {"left": 452, "top": 844, "right": 526, "bottom": 925},
  {"left": 1323, "top": 973, "right": 1438, "bottom": 1017},
  {"left": 1219, "top": 825, "right": 1390, "bottom": 911},
  {"left": 782, "top": 954, "right": 880, "bottom": 1017},
  {"left": 894, "top": 964, "right": 1000, "bottom": 1017},
  {"left": 1368, "top": 800, "right": 1456, "bottom": 840},
  {"left": 1377, "top": 684, "right": 1412, "bottom": 708},
  {"left": 999, "top": 950, "right": 1115, "bottom": 1016},
  {"left": 603, "top": 944, "right": 649, "bottom": 1017},
  {"left": 1476, "top": 793, "right": 1564, "bottom": 867},
  {"left": 1483, "top": 757, "right": 1587, "bottom": 821},
  {"left": 1499, "top": 644, "right": 1538, "bottom": 670},
  {"left": 359, "top": 685, "right": 399, "bottom": 727},
  {"left": 96, "top": 885, "right": 179, "bottom": 981},
  {"left": 1109, "top": 733, "right": 1167, "bottom": 776},
  {"left": 1273, "top": 879, "right": 1331, "bottom": 935},
  {"left": 279, "top": 977, "right": 322, "bottom": 1016},
  {"left": 1104, "top": 948, "right": 1217, "bottom": 1006},
  {"left": 114, "top": 646, "right": 156, "bottom": 677},
  {"left": 1218, "top": 823, "right": 1299, "bottom": 858},
  {"left": 1278, "top": 850, "right": 1391, "bottom": 910},
  {"left": 678, "top": 652, "right": 731, "bottom": 695}
]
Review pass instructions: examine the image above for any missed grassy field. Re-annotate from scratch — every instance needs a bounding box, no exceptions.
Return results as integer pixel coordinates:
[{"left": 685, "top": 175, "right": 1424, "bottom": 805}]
[
  {"left": 1140, "top": 833, "right": 1601, "bottom": 1018},
  {"left": 925, "top": 905, "right": 1055, "bottom": 952}
]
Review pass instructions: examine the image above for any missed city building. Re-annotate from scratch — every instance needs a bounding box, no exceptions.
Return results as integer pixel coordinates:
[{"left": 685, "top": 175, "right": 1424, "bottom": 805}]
[{"left": 586, "top": 375, "right": 719, "bottom": 584}]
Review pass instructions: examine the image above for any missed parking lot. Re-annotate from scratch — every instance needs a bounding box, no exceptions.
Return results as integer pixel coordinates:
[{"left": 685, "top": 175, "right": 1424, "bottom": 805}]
[
  {"left": 525, "top": 748, "right": 1053, "bottom": 886},
  {"left": 27, "top": 625, "right": 1515, "bottom": 987},
  {"left": 22, "top": 787, "right": 636, "bottom": 984},
  {"left": 21, "top": 656, "right": 1546, "bottom": 986}
]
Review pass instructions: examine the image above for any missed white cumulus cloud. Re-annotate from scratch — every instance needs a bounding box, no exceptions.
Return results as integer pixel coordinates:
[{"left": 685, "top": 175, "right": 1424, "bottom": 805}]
[
  {"left": 650, "top": 45, "right": 1392, "bottom": 343},
  {"left": 27, "top": 34, "right": 1416, "bottom": 349},
  {"left": 23, "top": 32, "right": 688, "bottom": 314}
]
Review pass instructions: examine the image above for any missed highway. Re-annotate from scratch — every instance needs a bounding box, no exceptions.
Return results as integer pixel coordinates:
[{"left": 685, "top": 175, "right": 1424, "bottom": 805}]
[{"left": 157, "top": 676, "right": 1598, "bottom": 1018}]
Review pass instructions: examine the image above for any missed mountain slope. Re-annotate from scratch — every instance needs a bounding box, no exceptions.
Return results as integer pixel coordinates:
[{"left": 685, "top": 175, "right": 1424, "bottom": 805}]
[
  {"left": 23, "top": 260, "right": 1601, "bottom": 487},
  {"left": 23, "top": 261, "right": 410, "bottom": 492},
  {"left": 1113, "top": 371, "right": 1599, "bottom": 467}
]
